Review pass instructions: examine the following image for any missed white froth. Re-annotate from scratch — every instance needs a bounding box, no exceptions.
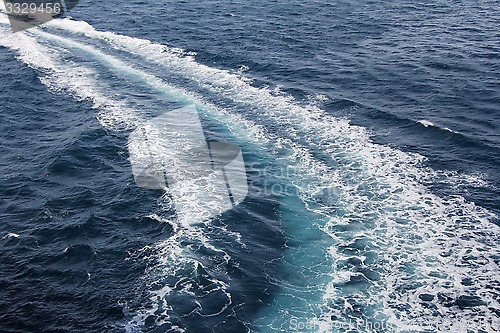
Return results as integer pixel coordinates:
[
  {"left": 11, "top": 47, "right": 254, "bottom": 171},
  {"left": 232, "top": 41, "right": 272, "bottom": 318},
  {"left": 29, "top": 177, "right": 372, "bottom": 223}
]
[
  {"left": 2, "top": 232, "right": 20, "bottom": 239},
  {"left": 418, "top": 119, "right": 434, "bottom": 127},
  {"left": 0, "top": 27, "right": 141, "bottom": 130}
]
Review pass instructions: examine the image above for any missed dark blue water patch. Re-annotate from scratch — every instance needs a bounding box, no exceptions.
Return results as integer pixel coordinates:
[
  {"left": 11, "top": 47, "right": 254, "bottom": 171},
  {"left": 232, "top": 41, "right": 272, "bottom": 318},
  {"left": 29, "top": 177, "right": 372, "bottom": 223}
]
[{"left": 0, "top": 49, "right": 158, "bottom": 332}]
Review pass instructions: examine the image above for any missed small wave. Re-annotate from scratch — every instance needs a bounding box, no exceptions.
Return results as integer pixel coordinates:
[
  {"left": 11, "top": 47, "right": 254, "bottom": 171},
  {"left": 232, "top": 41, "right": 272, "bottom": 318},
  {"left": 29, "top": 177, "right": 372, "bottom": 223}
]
[
  {"left": 2, "top": 232, "right": 20, "bottom": 239},
  {"left": 418, "top": 119, "right": 434, "bottom": 127},
  {"left": 418, "top": 119, "right": 459, "bottom": 134}
]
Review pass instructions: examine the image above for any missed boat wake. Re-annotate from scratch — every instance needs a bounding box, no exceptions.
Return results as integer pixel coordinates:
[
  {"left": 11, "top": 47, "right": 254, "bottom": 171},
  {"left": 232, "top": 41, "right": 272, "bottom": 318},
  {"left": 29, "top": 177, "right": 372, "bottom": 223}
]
[{"left": 0, "top": 17, "right": 498, "bottom": 332}]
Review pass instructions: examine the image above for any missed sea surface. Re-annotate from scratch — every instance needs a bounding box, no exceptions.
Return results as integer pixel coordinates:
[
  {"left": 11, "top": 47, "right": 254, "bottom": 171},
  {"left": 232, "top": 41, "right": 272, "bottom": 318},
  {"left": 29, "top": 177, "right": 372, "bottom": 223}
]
[{"left": 0, "top": 1, "right": 499, "bottom": 332}]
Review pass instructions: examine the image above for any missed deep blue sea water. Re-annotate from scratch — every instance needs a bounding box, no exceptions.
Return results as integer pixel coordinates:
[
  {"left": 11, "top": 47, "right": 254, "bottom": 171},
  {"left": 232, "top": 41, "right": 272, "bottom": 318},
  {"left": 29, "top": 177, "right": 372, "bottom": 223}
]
[{"left": 0, "top": 1, "right": 499, "bottom": 332}]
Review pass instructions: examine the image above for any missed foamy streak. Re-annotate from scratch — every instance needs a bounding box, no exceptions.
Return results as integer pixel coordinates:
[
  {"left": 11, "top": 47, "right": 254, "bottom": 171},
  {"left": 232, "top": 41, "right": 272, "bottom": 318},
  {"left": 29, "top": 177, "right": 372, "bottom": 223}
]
[
  {"left": 27, "top": 27, "right": 269, "bottom": 146},
  {"left": 51, "top": 19, "right": 499, "bottom": 332},
  {"left": 2, "top": 232, "right": 20, "bottom": 239},
  {"left": 3, "top": 19, "right": 499, "bottom": 332},
  {"left": 0, "top": 21, "right": 142, "bottom": 130}
]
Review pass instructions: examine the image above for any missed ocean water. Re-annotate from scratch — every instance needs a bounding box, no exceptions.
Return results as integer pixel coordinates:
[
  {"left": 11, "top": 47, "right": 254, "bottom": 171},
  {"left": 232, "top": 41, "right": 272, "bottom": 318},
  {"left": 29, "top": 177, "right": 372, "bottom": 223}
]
[{"left": 0, "top": 1, "right": 499, "bottom": 332}]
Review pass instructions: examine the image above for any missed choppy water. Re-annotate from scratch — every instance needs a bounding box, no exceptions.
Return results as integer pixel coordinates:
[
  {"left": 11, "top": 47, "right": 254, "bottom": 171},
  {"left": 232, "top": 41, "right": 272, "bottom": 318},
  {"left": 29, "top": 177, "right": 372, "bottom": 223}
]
[{"left": 0, "top": 1, "right": 499, "bottom": 332}]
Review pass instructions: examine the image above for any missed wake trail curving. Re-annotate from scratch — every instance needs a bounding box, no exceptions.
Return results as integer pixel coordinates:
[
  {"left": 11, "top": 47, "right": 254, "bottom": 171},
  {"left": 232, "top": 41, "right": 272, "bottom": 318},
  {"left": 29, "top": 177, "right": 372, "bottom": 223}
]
[{"left": 1, "top": 18, "right": 498, "bottom": 332}]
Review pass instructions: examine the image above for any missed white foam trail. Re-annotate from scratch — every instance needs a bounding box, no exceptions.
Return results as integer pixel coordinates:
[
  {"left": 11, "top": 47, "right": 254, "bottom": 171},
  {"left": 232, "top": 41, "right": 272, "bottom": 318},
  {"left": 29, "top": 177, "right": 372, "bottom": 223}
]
[
  {"left": 0, "top": 22, "right": 142, "bottom": 130},
  {"left": 23, "top": 26, "right": 270, "bottom": 148},
  {"left": 3, "top": 18, "right": 499, "bottom": 332},
  {"left": 54, "top": 21, "right": 499, "bottom": 331}
]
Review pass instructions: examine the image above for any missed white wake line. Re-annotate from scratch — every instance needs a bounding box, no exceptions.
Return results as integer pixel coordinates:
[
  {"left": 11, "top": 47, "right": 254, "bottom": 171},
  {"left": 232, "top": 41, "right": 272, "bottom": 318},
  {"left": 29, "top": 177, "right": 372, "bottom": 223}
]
[
  {"left": 23, "top": 20, "right": 500, "bottom": 278},
  {"left": 29, "top": 28, "right": 337, "bottom": 190},
  {"left": 16, "top": 19, "right": 494, "bottom": 197},
  {"left": 46, "top": 18, "right": 495, "bottom": 192},
  {"left": 3, "top": 21, "right": 500, "bottom": 331}
]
